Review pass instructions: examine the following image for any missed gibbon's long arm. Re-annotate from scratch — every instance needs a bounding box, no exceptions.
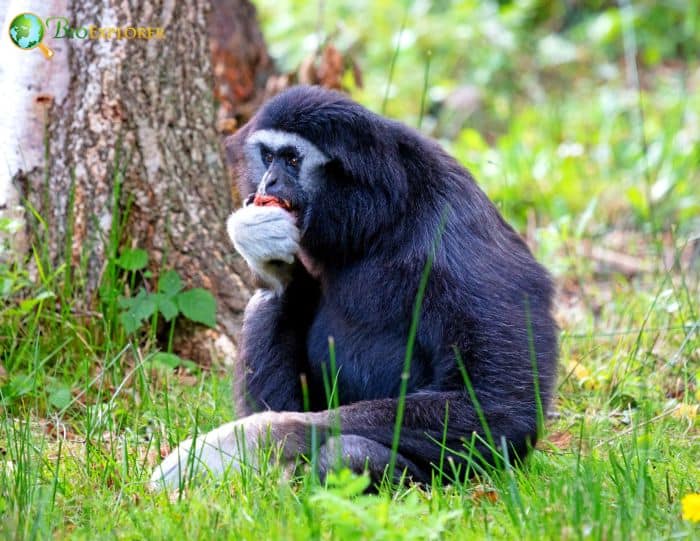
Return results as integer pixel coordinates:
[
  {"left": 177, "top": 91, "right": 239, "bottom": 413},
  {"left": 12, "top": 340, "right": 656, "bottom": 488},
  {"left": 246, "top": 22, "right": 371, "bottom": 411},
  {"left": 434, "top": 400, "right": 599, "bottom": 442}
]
[{"left": 234, "top": 265, "right": 320, "bottom": 416}]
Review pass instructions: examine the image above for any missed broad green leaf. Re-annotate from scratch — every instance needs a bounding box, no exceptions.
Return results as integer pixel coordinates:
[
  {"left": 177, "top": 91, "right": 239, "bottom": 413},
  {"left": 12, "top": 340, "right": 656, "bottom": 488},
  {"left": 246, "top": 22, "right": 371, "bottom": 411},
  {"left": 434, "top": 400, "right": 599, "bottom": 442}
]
[
  {"left": 130, "top": 289, "right": 157, "bottom": 321},
  {"left": 176, "top": 288, "right": 216, "bottom": 327},
  {"left": 19, "top": 290, "right": 55, "bottom": 313},
  {"left": 156, "top": 294, "right": 179, "bottom": 321},
  {"left": 181, "top": 359, "right": 199, "bottom": 372},
  {"left": 115, "top": 248, "right": 148, "bottom": 271},
  {"left": 0, "top": 277, "right": 13, "bottom": 297},
  {"left": 626, "top": 186, "right": 648, "bottom": 218},
  {"left": 151, "top": 352, "right": 183, "bottom": 368},
  {"left": 119, "top": 311, "right": 142, "bottom": 334},
  {"left": 158, "top": 270, "right": 183, "bottom": 297},
  {"left": 117, "top": 295, "right": 134, "bottom": 309},
  {"left": 48, "top": 386, "right": 72, "bottom": 409},
  {"left": 6, "top": 373, "right": 34, "bottom": 399}
]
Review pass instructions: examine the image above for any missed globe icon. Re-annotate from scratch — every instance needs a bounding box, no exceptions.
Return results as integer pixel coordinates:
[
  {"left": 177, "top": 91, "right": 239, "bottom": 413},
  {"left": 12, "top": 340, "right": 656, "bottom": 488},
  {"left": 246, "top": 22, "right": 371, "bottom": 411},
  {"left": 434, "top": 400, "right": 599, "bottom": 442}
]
[{"left": 8, "top": 12, "right": 54, "bottom": 59}]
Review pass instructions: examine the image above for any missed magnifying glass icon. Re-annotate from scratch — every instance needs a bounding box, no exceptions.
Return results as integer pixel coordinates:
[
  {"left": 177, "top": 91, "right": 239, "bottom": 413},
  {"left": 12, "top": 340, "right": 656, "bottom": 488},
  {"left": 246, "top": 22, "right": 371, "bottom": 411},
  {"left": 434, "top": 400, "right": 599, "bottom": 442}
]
[{"left": 8, "top": 12, "right": 55, "bottom": 59}]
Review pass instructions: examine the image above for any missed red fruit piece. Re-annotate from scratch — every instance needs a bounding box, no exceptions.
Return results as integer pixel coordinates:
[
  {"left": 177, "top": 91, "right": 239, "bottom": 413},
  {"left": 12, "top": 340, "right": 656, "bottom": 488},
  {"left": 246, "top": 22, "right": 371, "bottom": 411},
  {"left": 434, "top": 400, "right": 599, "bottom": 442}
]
[{"left": 253, "top": 194, "right": 292, "bottom": 211}]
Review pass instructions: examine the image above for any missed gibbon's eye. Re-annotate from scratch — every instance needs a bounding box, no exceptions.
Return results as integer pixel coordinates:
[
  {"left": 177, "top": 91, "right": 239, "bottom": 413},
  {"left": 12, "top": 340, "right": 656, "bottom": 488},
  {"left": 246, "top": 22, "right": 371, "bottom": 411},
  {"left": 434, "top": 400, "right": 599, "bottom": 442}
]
[
  {"left": 286, "top": 156, "right": 300, "bottom": 168},
  {"left": 261, "top": 148, "right": 274, "bottom": 165}
]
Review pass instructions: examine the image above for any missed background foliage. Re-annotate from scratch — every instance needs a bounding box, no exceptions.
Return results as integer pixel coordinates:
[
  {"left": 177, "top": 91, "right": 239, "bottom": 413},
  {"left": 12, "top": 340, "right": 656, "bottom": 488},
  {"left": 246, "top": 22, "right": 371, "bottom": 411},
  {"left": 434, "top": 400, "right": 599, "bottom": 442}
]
[{"left": 259, "top": 0, "right": 700, "bottom": 232}]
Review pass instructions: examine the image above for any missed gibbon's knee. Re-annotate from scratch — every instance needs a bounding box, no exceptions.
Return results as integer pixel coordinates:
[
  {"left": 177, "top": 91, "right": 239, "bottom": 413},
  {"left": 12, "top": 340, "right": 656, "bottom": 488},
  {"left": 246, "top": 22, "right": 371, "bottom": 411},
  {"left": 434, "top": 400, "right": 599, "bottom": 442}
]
[{"left": 316, "top": 434, "right": 424, "bottom": 485}]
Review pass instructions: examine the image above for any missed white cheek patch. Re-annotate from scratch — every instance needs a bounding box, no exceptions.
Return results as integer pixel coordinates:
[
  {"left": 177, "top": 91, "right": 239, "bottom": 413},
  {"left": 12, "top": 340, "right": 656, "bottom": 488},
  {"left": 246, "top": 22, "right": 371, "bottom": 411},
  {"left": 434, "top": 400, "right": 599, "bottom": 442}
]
[{"left": 245, "top": 129, "right": 329, "bottom": 191}]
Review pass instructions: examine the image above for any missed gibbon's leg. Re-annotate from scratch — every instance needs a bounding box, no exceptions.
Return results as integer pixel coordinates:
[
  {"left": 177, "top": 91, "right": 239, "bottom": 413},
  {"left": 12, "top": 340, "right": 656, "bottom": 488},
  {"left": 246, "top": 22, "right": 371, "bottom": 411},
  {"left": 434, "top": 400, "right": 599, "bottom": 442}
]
[
  {"left": 316, "top": 435, "right": 426, "bottom": 485},
  {"left": 150, "top": 390, "right": 536, "bottom": 490}
]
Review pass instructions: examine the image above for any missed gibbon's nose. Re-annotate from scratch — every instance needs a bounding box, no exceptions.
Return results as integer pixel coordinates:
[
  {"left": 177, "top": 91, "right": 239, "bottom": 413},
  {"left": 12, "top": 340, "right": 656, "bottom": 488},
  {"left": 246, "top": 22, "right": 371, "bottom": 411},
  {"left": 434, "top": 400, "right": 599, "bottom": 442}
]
[
  {"left": 259, "top": 163, "right": 284, "bottom": 195},
  {"left": 265, "top": 175, "right": 278, "bottom": 189},
  {"left": 259, "top": 165, "right": 296, "bottom": 204}
]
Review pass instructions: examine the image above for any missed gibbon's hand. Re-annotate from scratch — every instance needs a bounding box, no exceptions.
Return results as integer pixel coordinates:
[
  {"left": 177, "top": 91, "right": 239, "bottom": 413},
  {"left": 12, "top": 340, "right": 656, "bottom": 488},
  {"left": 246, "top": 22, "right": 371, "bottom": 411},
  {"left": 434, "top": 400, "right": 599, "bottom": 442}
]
[{"left": 227, "top": 204, "right": 300, "bottom": 292}]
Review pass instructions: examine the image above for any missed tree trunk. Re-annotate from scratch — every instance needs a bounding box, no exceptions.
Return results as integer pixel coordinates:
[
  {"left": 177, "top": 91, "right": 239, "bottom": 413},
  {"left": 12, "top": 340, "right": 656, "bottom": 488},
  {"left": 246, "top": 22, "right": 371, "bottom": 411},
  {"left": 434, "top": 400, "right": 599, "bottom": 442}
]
[{"left": 0, "top": 0, "right": 274, "bottom": 363}]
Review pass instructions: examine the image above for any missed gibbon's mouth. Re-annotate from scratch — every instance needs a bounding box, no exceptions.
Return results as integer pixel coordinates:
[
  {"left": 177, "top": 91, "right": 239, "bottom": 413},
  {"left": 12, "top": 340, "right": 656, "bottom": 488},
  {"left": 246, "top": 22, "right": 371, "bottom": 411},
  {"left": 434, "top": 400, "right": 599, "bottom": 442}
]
[
  {"left": 244, "top": 193, "right": 300, "bottom": 223},
  {"left": 252, "top": 193, "right": 294, "bottom": 212}
]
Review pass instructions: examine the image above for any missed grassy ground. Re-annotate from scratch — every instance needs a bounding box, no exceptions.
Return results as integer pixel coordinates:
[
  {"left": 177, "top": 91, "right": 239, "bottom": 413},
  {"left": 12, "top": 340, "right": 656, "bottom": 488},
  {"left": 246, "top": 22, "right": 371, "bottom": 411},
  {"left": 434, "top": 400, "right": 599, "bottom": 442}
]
[{"left": 1, "top": 2, "right": 699, "bottom": 539}]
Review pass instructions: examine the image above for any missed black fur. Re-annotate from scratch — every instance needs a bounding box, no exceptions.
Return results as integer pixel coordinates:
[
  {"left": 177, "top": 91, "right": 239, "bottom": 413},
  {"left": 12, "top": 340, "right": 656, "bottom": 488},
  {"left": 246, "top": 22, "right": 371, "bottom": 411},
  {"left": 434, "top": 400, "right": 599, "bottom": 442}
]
[{"left": 226, "top": 86, "right": 558, "bottom": 483}]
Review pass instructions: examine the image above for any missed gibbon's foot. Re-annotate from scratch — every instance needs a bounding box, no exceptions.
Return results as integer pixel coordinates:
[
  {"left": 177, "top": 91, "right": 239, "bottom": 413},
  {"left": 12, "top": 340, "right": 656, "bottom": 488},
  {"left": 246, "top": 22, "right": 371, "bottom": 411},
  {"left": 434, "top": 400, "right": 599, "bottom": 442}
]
[{"left": 149, "top": 411, "right": 312, "bottom": 490}]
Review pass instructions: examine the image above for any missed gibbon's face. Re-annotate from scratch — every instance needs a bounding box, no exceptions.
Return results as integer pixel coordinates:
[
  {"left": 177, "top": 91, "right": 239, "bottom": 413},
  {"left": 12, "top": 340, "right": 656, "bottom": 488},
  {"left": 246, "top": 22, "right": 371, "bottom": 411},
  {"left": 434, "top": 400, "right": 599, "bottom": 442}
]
[{"left": 242, "top": 129, "right": 329, "bottom": 227}]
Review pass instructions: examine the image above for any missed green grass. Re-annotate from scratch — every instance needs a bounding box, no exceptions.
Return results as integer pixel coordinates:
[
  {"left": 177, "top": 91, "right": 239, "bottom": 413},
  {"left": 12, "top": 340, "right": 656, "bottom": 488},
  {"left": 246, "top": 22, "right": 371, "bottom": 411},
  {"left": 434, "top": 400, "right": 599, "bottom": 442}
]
[
  {"left": 0, "top": 280, "right": 698, "bottom": 540},
  {"left": 1, "top": 1, "right": 700, "bottom": 539}
]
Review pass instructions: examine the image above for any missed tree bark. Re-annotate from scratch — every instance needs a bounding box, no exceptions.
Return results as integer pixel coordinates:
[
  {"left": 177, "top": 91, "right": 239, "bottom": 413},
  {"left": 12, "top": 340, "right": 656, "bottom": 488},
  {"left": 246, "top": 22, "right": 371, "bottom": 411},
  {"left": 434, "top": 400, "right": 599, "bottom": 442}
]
[
  {"left": 209, "top": 0, "right": 276, "bottom": 127},
  {"left": 1, "top": 0, "right": 273, "bottom": 363}
]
